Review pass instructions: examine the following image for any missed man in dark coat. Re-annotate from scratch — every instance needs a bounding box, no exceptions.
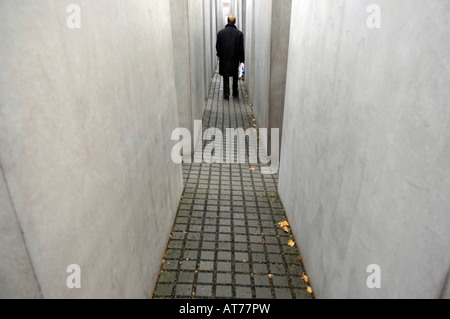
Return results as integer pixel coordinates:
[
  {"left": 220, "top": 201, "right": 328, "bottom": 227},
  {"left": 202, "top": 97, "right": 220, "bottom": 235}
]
[{"left": 216, "top": 14, "right": 245, "bottom": 100}]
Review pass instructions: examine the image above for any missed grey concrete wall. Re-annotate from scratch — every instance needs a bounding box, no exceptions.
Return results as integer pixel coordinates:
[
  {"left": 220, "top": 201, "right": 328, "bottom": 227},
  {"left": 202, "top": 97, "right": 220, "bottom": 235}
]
[
  {"left": 170, "top": 0, "right": 206, "bottom": 145},
  {"left": 241, "top": 0, "right": 247, "bottom": 37},
  {"left": 203, "top": 0, "right": 219, "bottom": 98},
  {"left": 0, "top": 0, "right": 183, "bottom": 298},
  {"left": 203, "top": 0, "right": 213, "bottom": 97},
  {"left": 216, "top": 0, "right": 225, "bottom": 32},
  {"left": 237, "top": 0, "right": 243, "bottom": 30},
  {"left": 230, "top": 0, "right": 236, "bottom": 22},
  {"left": 230, "top": 0, "right": 242, "bottom": 29},
  {"left": 210, "top": 0, "right": 218, "bottom": 73},
  {"left": 0, "top": 166, "right": 41, "bottom": 298},
  {"left": 251, "top": 0, "right": 272, "bottom": 147},
  {"left": 279, "top": 0, "right": 450, "bottom": 298},
  {"left": 244, "top": 0, "right": 255, "bottom": 101},
  {"left": 244, "top": 0, "right": 291, "bottom": 150},
  {"left": 188, "top": 0, "right": 207, "bottom": 143},
  {"left": 268, "top": 0, "right": 291, "bottom": 150},
  {"left": 170, "top": 0, "right": 193, "bottom": 134}
]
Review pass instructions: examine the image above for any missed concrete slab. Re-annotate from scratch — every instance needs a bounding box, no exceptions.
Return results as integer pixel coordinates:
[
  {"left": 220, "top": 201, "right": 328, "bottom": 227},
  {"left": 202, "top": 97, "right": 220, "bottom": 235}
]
[
  {"left": 279, "top": 0, "right": 450, "bottom": 299},
  {"left": 0, "top": 0, "right": 183, "bottom": 298}
]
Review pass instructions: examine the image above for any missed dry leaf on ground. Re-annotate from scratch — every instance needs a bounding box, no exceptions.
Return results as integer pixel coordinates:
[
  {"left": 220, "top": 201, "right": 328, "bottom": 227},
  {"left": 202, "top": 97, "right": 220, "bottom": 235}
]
[
  {"left": 279, "top": 221, "right": 289, "bottom": 227},
  {"left": 288, "top": 239, "right": 295, "bottom": 247},
  {"left": 302, "top": 272, "right": 309, "bottom": 283},
  {"left": 306, "top": 286, "right": 313, "bottom": 294},
  {"left": 278, "top": 221, "right": 291, "bottom": 233}
]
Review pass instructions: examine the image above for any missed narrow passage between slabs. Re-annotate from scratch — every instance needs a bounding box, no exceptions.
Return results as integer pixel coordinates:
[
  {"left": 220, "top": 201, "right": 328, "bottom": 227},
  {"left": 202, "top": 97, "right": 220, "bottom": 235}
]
[{"left": 153, "top": 70, "right": 312, "bottom": 300}]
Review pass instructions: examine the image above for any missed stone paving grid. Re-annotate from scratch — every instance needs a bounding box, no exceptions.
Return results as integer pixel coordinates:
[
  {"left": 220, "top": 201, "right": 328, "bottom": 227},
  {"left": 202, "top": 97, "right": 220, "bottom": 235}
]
[{"left": 153, "top": 71, "right": 312, "bottom": 299}]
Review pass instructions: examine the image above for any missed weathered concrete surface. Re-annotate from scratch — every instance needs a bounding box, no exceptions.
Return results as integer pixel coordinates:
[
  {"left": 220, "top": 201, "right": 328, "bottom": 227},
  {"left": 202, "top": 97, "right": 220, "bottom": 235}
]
[
  {"left": 204, "top": 0, "right": 213, "bottom": 98},
  {"left": 244, "top": 0, "right": 291, "bottom": 151},
  {"left": 170, "top": 0, "right": 193, "bottom": 135},
  {"left": 171, "top": 0, "right": 206, "bottom": 145},
  {"left": 188, "top": 0, "right": 207, "bottom": 144},
  {"left": 204, "top": 0, "right": 219, "bottom": 98},
  {"left": 244, "top": 0, "right": 255, "bottom": 101},
  {"left": 0, "top": 0, "right": 183, "bottom": 298},
  {"left": 241, "top": 0, "right": 247, "bottom": 37},
  {"left": 238, "top": 0, "right": 243, "bottom": 29},
  {"left": 0, "top": 166, "right": 41, "bottom": 298},
  {"left": 268, "top": 0, "right": 292, "bottom": 150},
  {"left": 211, "top": 0, "right": 218, "bottom": 73},
  {"left": 230, "top": 0, "right": 243, "bottom": 29},
  {"left": 251, "top": 0, "right": 272, "bottom": 149},
  {"left": 211, "top": 1, "right": 218, "bottom": 75},
  {"left": 216, "top": 0, "right": 225, "bottom": 32},
  {"left": 279, "top": 0, "right": 450, "bottom": 298},
  {"left": 230, "top": 0, "right": 236, "bottom": 23}
]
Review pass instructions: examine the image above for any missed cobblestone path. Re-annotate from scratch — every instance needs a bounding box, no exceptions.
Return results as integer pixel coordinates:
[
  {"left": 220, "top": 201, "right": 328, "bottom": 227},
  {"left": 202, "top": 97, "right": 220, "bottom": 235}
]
[{"left": 153, "top": 71, "right": 312, "bottom": 299}]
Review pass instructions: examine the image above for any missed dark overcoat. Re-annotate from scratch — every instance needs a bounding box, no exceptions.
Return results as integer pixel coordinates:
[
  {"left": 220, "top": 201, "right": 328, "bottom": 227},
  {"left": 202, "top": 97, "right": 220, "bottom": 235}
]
[{"left": 216, "top": 24, "right": 245, "bottom": 77}]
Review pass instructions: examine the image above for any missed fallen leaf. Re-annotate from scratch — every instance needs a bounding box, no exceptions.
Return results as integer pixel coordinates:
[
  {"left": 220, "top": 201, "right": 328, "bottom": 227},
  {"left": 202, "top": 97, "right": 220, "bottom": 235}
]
[
  {"left": 278, "top": 221, "right": 291, "bottom": 233},
  {"left": 306, "top": 286, "right": 313, "bottom": 294},
  {"left": 302, "top": 272, "right": 309, "bottom": 283},
  {"left": 288, "top": 239, "right": 295, "bottom": 247},
  {"left": 268, "top": 274, "right": 274, "bottom": 279},
  {"left": 279, "top": 221, "right": 289, "bottom": 228},
  {"left": 298, "top": 256, "right": 302, "bottom": 262},
  {"left": 249, "top": 168, "right": 257, "bottom": 171},
  {"left": 243, "top": 259, "right": 247, "bottom": 263}
]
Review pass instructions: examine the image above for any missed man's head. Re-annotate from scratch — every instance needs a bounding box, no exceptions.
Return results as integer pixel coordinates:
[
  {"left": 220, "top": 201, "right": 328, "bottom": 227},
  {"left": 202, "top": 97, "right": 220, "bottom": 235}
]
[{"left": 228, "top": 14, "right": 236, "bottom": 25}]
